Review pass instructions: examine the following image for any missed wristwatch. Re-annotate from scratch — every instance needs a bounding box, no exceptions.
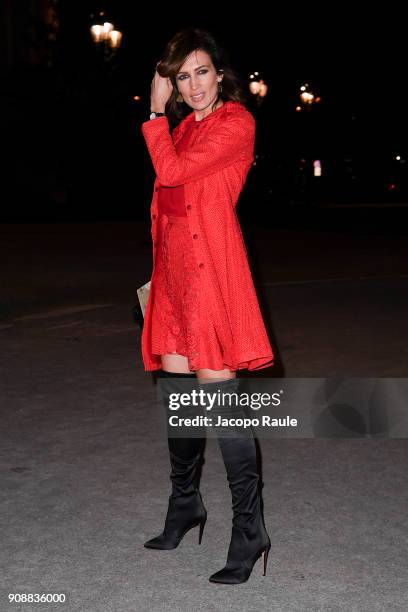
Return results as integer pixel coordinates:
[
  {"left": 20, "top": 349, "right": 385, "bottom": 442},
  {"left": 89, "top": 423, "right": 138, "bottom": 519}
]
[{"left": 150, "top": 111, "right": 165, "bottom": 120}]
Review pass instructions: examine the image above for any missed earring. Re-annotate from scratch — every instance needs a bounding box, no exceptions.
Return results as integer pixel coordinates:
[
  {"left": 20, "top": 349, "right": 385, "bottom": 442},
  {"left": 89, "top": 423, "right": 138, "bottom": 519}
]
[
  {"left": 176, "top": 91, "right": 183, "bottom": 103},
  {"left": 218, "top": 81, "right": 223, "bottom": 94}
]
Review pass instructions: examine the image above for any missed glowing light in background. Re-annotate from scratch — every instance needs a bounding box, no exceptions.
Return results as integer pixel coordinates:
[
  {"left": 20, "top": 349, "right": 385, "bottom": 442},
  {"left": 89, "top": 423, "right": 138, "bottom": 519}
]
[
  {"left": 249, "top": 72, "right": 268, "bottom": 105},
  {"left": 296, "top": 83, "right": 321, "bottom": 111},
  {"left": 90, "top": 16, "right": 123, "bottom": 51},
  {"left": 313, "top": 160, "right": 322, "bottom": 177}
]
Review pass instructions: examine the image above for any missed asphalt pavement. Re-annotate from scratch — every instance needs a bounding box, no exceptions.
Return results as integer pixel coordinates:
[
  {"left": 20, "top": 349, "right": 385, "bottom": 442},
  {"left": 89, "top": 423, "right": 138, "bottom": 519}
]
[{"left": 1, "top": 209, "right": 408, "bottom": 611}]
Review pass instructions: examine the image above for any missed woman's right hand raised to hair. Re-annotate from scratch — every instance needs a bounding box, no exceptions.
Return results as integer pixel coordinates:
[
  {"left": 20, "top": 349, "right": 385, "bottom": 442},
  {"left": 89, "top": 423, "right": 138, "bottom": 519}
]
[{"left": 150, "top": 62, "right": 173, "bottom": 113}]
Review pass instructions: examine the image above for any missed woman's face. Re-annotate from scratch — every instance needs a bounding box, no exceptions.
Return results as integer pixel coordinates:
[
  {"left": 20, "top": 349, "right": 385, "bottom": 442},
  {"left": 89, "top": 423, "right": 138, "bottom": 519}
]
[{"left": 175, "top": 49, "right": 223, "bottom": 118}]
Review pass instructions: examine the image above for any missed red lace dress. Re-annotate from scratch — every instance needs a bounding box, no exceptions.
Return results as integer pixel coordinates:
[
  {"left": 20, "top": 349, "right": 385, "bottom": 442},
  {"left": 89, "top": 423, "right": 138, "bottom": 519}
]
[{"left": 149, "top": 119, "right": 227, "bottom": 372}]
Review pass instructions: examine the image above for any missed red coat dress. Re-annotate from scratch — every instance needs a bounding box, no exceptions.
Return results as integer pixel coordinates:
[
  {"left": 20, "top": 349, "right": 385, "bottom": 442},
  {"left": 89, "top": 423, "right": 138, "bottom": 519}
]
[{"left": 140, "top": 100, "right": 274, "bottom": 372}]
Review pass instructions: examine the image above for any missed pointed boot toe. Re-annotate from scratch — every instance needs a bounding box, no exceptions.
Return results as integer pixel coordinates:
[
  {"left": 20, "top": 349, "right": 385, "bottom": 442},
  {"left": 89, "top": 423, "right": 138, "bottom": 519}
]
[
  {"left": 209, "top": 567, "right": 243, "bottom": 584},
  {"left": 144, "top": 534, "right": 177, "bottom": 550}
]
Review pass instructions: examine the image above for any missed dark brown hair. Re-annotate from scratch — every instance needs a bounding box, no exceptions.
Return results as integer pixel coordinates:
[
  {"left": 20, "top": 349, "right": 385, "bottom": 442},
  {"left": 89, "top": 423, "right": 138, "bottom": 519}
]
[{"left": 155, "top": 28, "right": 250, "bottom": 131}]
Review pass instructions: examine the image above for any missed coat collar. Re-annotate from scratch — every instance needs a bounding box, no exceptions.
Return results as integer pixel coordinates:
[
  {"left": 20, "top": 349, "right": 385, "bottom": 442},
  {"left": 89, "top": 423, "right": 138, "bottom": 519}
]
[
  {"left": 173, "top": 100, "right": 241, "bottom": 143},
  {"left": 186, "top": 99, "right": 235, "bottom": 125}
]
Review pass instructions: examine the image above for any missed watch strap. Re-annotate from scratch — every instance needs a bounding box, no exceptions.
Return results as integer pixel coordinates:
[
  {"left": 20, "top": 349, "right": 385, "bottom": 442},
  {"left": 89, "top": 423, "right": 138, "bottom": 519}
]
[{"left": 150, "top": 111, "right": 165, "bottom": 119}]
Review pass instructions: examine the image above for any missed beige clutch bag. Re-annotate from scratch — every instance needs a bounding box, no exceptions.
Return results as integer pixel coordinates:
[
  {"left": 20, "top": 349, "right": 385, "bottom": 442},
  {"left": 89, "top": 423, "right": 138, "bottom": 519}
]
[
  {"left": 137, "top": 280, "right": 151, "bottom": 317},
  {"left": 132, "top": 280, "right": 151, "bottom": 329}
]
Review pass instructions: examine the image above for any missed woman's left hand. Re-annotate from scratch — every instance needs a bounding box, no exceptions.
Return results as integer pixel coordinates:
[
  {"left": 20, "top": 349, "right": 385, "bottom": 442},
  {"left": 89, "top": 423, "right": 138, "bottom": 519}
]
[{"left": 150, "top": 64, "right": 173, "bottom": 112}]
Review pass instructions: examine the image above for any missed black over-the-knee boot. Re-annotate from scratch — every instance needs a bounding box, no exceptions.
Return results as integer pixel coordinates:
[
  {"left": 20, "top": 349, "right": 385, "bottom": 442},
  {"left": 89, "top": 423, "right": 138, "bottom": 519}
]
[
  {"left": 198, "top": 377, "right": 271, "bottom": 583},
  {"left": 144, "top": 370, "right": 207, "bottom": 550}
]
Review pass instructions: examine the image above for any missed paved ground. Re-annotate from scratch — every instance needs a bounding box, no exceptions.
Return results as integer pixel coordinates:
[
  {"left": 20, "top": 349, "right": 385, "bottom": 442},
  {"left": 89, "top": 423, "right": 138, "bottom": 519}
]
[{"left": 1, "top": 210, "right": 408, "bottom": 611}]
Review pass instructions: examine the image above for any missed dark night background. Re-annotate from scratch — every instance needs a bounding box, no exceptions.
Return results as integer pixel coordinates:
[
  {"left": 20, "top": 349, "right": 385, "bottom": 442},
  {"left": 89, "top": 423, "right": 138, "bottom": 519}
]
[{"left": 1, "top": 1, "right": 407, "bottom": 223}]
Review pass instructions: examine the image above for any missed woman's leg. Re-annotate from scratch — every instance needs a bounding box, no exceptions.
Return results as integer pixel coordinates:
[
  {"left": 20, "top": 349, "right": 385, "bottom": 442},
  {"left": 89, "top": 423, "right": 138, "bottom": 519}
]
[
  {"left": 160, "top": 353, "right": 204, "bottom": 459},
  {"left": 144, "top": 356, "right": 206, "bottom": 550},
  {"left": 196, "top": 369, "right": 271, "bottom": 584}
]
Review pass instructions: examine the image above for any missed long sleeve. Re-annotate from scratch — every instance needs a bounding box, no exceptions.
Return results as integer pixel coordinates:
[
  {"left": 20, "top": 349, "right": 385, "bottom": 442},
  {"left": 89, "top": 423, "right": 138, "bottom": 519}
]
[{"left": 141, "top": 111, "right": 255, "bottom": 187}]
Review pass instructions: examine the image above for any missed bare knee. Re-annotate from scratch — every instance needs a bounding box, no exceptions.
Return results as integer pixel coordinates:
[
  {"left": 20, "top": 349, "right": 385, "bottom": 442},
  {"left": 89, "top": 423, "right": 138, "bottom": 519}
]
[
  {"left": 161, "top": 353, "right": 194, "bottom": 374},
  {"left": 196, "top": 367, "right": 236, "bottom": 384}
]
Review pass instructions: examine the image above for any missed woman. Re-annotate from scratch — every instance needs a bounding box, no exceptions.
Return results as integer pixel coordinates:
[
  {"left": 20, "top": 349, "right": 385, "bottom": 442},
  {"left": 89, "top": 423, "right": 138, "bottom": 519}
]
[{"left": 140, "top": 28, "right": 274, "bottom": 584}]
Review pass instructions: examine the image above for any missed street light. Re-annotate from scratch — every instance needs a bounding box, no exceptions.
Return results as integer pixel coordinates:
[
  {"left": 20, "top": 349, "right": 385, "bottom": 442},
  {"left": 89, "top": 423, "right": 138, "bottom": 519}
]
[
  {"left": 296, "top": 82, "right": 321, "bottom": 112},
  {"left": 294, "top": 83, "right": 324, "bottom": 203},
  {"left": 249, "top": 72, "right": 268, "bottom": 106},
  {"left": 90, "top": 13, "right": 123, "bottom": 62}
]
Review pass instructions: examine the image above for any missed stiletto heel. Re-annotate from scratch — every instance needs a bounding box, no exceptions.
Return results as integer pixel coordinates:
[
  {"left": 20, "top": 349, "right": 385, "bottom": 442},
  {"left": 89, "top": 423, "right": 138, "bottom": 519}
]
[
  {"left": 198, "top": 514, "right": 207, "bottom": 545},
  {"left": 262, "top": 544, "right": 271, "bottom": 576}
]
